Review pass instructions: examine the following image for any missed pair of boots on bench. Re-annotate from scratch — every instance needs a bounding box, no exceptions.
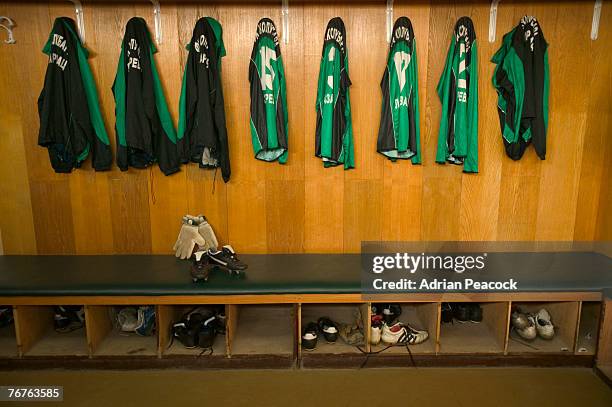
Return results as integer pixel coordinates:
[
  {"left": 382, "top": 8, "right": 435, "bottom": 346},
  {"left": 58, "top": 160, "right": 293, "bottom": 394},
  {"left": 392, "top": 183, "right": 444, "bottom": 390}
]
[{"left": 173, "top": 215, "right": 247, "bottom": 282}]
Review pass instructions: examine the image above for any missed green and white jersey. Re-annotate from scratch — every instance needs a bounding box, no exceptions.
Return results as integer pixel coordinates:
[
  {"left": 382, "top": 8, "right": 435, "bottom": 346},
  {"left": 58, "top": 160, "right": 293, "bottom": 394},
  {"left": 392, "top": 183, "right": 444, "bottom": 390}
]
[
  {"left": 248, "top": 18, "right": 288, "bottom": 163},
  {"left": 436, "top": 16, "right": 478, "bottom": 173},
  {"left": 492, "top": 16, "right": 549, "bottom": 160},
  {"left": 315, "top": 17, "right": 354, "bottom": 169},
  {"left": 377, "top": 17, "right": 421, "bottom": 164}
]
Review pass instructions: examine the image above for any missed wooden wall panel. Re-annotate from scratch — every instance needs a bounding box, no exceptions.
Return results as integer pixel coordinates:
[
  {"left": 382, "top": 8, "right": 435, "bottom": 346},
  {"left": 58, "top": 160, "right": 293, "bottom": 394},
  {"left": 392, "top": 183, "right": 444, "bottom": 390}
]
[{"left": 0, "top": 0, "right": 609, "bottom": 255}]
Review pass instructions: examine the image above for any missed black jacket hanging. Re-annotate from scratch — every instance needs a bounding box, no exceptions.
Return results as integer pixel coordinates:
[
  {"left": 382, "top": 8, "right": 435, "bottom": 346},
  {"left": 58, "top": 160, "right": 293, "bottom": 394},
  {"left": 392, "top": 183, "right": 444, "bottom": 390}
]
[
  {"left": 38, "top": 17, "right": 111, "bottom": 173},
  {"left": 113, "top": 17, "right": 179, "bottom": 176},
  {"left": 177, "top": 17, "right": 230, "bottom": 182}
]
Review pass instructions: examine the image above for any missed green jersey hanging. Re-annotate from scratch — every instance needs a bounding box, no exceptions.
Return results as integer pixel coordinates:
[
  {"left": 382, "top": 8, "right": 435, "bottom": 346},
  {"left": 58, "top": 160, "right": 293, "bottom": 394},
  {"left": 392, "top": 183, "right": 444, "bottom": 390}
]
[
  {"left": 492, "top": 16, "right": 549, "bottom": 160},
  {"left": 377, "top": 17, "right": 421, "bottom": 164},
  {"left": 315, "top": 17, "right": 354, "bottom": 169},
  {"left": 248, "top": 18, "right": 288, "bottom": 163},
  {"left": 436, "top": 16, "right": 478, "bottom": 173}
]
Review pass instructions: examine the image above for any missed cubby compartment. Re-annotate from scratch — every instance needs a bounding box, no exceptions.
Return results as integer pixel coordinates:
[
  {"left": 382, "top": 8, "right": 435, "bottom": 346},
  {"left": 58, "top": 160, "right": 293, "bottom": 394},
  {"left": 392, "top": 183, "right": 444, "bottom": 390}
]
[
  {"left": 507, "top": 302, "right": 579, "bottom": 354},
  {"left": 228, "top": 304, "right": 295, "bottom": 356},
  {"left": 86, "top": 305, "right": 157, "bottom": 357},
  {"left": 439, "top": 302, "right": 508, "bottom": 354},
  {"left": 575, "top": 302, "right": 602, "bottom": 355},
  {"left": 300, "top": 303, "right": 369, "bottom": 355},
  {"left": 0, "top": 306, "right": 18, "bottom": 357},
  {"left": 158, "top": 305, "right": 227, "bottom": 357},
  {"left": 370, "top": 303, "right": 438, "bottom": 355},
  {"left": 14, "top": 305, "right": 88, "bottom": 356}
]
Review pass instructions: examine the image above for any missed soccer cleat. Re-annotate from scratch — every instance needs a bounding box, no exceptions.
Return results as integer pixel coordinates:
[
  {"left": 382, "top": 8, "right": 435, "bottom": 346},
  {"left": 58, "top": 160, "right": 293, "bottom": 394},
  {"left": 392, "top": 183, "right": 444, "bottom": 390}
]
[
  {"left": 453, "top": 303, "right": 470, "bottom": 323},
  {"left": 381, "top": 322, "right": 428, "bottom": 345},
  {"left": 404, "top": 324, "right": 429, "bottom": 345},
  {"left": 382, "top": 304, "right": 402, "bottom": 324},
  {"left": 302, "top": 322, "right": 318, "bottom": 351},
  {"left": 318, "top": 317, "right": 339, "bottom": 343},
  {"left": 54, "top": 306, "right": 84, "bottom": 333},
  {"left": 208, "top": 245, "right": 248, "bottom": 273},
  {"left": 469, "top": 304, "right": 483, "bottom": 323},
  {"left": 441, "top": 303, "right": 454, "bottom": 323},
  {"left": 0, "top": 307, "right": 13, "bottom": 328},
  {"left": 515, "top": 314, "right": 537, "bottom": 340},
  {"left": 511, "top": 309, "right": 530, "bottom": 330},
  {"left": 535, "top": 309, "right": 554, "bottom": 340},
  {"left": 191, "top": 250, "right": 214, "bottom": 282}
]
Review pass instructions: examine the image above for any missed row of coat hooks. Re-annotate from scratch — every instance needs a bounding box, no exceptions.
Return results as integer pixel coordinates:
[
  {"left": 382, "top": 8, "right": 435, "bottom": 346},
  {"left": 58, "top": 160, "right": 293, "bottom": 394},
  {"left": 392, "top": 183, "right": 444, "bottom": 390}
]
[{"left": 0, "top": 0, "right": 604, "bottom": 45}]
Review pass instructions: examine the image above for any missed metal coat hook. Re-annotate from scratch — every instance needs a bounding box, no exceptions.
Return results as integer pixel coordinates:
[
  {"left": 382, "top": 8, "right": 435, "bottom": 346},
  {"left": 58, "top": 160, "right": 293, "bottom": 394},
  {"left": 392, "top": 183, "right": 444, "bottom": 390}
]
[
  {"left": 0, "top": 16, "right": 16, "bottom": 44},
  {"left": 281, "top": 0, "right": 289, "bottom": 45},
  {"left": 151, "top": 0, "right": 162, "bottom": 45},
  {"left": 489, "top": 0, "right": 500, "bottom": 43},
  {"left": 591, "top": 0, "right": 602, "bottom": 40},
  {"left": 70, "top": 1, "right": 85, "bottom": 44},
  {"left": 386, "top": 0, "right": 393, "bottom": 43}
]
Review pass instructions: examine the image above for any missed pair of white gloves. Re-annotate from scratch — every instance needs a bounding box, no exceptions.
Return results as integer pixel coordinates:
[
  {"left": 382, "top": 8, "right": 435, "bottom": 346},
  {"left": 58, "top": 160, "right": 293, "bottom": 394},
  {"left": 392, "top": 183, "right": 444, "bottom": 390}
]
[{"left": 173, "top": 215, "right": 219, "bottom": 260}]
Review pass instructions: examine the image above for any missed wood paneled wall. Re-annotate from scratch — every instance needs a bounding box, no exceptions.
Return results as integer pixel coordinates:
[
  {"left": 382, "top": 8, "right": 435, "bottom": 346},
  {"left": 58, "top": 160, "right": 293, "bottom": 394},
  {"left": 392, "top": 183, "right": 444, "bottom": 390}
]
[{"left": 0, "top": 1, "right": 609, "bottom": 255}]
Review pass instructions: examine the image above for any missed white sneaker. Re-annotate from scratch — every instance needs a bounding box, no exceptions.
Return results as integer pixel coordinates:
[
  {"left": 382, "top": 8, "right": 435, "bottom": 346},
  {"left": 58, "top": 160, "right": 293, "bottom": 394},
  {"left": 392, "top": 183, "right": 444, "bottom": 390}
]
[
  {"left": 405, "top": 324, "right": 429, "bottom": 345},
  {"left": 370, "top": 326, "right": 381, "bottom": 345},
  {"left": 381, "top": 322, "right": 428, "bottom": 345},
  {"left": 381, "top": 322, "right": 404, "bottom": 345},
  {"left": 535, "top": 309, "right": 554, "bottom": 340}
]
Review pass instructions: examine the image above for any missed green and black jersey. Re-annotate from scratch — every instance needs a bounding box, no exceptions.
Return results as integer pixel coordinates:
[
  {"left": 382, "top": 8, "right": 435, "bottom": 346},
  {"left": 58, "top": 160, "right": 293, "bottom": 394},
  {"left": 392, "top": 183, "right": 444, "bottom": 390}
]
[
  {"left": 492, "top": 16, "right": 549, "bottom": 160},
  {"left": 436, "top": 16, "right": 478, "bottom": 173},
  {"left": 248, "top": 18, "right": 288, "bottom": 163},
  {"left": 315, "top": 17, "right": 354, "bottom": 169},
  {"left": 178, "top": 17, "right": 230, "bottom": 182},
  {"left": 113, "top": 17, "right": 179, "bottom": 176},
  {"left": 38, "top": 17, "right": 111, "bottom": 172},
  {"left": 377, "top": 17, "right": 421, "bottom": 164}
]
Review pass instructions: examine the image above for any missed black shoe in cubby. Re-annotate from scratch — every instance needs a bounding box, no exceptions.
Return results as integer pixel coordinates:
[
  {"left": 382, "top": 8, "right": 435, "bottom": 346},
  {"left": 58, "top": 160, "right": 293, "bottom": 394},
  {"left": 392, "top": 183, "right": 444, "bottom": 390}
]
[
  {"left": 453, "top": 303, "right": 470, "bottom": 323},
  {"left": 318, "top": 317, "right": 339, "bottom": 343},
  {"left": 302, "top": 322, "right": 318, "bottom": 351},
  {"left": 469, "top": 304, "right": 483, "bottom": 323}
]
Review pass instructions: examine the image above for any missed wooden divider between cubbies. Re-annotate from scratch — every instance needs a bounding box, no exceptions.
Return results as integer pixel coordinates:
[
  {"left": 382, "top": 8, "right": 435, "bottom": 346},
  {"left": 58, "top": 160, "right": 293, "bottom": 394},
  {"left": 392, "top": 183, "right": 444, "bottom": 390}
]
[
  {"left": 13, "top": 305, "right": 54, "bottom": 357},
  {"left": 226, "top": 304, "right": 239, "bottom": 357},
  {"left": 85, "top": 305, "right": 113, "bottom": 357}
]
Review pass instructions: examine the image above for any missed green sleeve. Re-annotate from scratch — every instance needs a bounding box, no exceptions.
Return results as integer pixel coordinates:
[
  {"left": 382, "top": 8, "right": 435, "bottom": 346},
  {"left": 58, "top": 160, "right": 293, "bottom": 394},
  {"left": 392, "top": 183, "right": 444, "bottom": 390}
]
[
  {"left": 464, "top": 42, "right": 479, "bottom": 173},
  {"left": 75, "top": 41, "right": 110, "bottom": 146},
  {"left": 278, "top": 55, "right": 289, "bottom": 164},
  {"left": 344, "top": 88, "right": 355, "bottom": 170},
  {"left": 436, "top": 38, "right": 456, "bottom": 164},
  {"left": 113, "top": 46, "right": 127, "bottom": 147},
  {"left": 177, "top": 64, "right": 188, "bottom": 141},
  {"left": 411, "top": 39, "right": 421, "bottom": 165}
]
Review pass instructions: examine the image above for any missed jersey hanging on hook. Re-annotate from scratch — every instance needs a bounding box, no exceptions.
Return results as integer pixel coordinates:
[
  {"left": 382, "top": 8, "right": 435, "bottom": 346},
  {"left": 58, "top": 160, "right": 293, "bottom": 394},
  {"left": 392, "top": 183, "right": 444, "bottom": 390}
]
[
  {"left": 178, "top": 17, "right": 230, "bottom": 182},
  {"left": 377, "top": 16, "right": 422, "bottom": 164},
  {"left": 436, "top": 16, "right": 479, "bottom": 173},
  {"left": 248, "top": 18, "right": 289, "bottom": 164},
  {"left": 38, "top": 17, "right": 111, "bottom": 173},
  {"left": 315, "top": 17, "right": 354, "bottom": 169},
  {"left": 113, "top": 17, "right": 179, "bottom": 176},
  {"left": 492, "top": 16, "right": 549, "bottom": 161}
]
